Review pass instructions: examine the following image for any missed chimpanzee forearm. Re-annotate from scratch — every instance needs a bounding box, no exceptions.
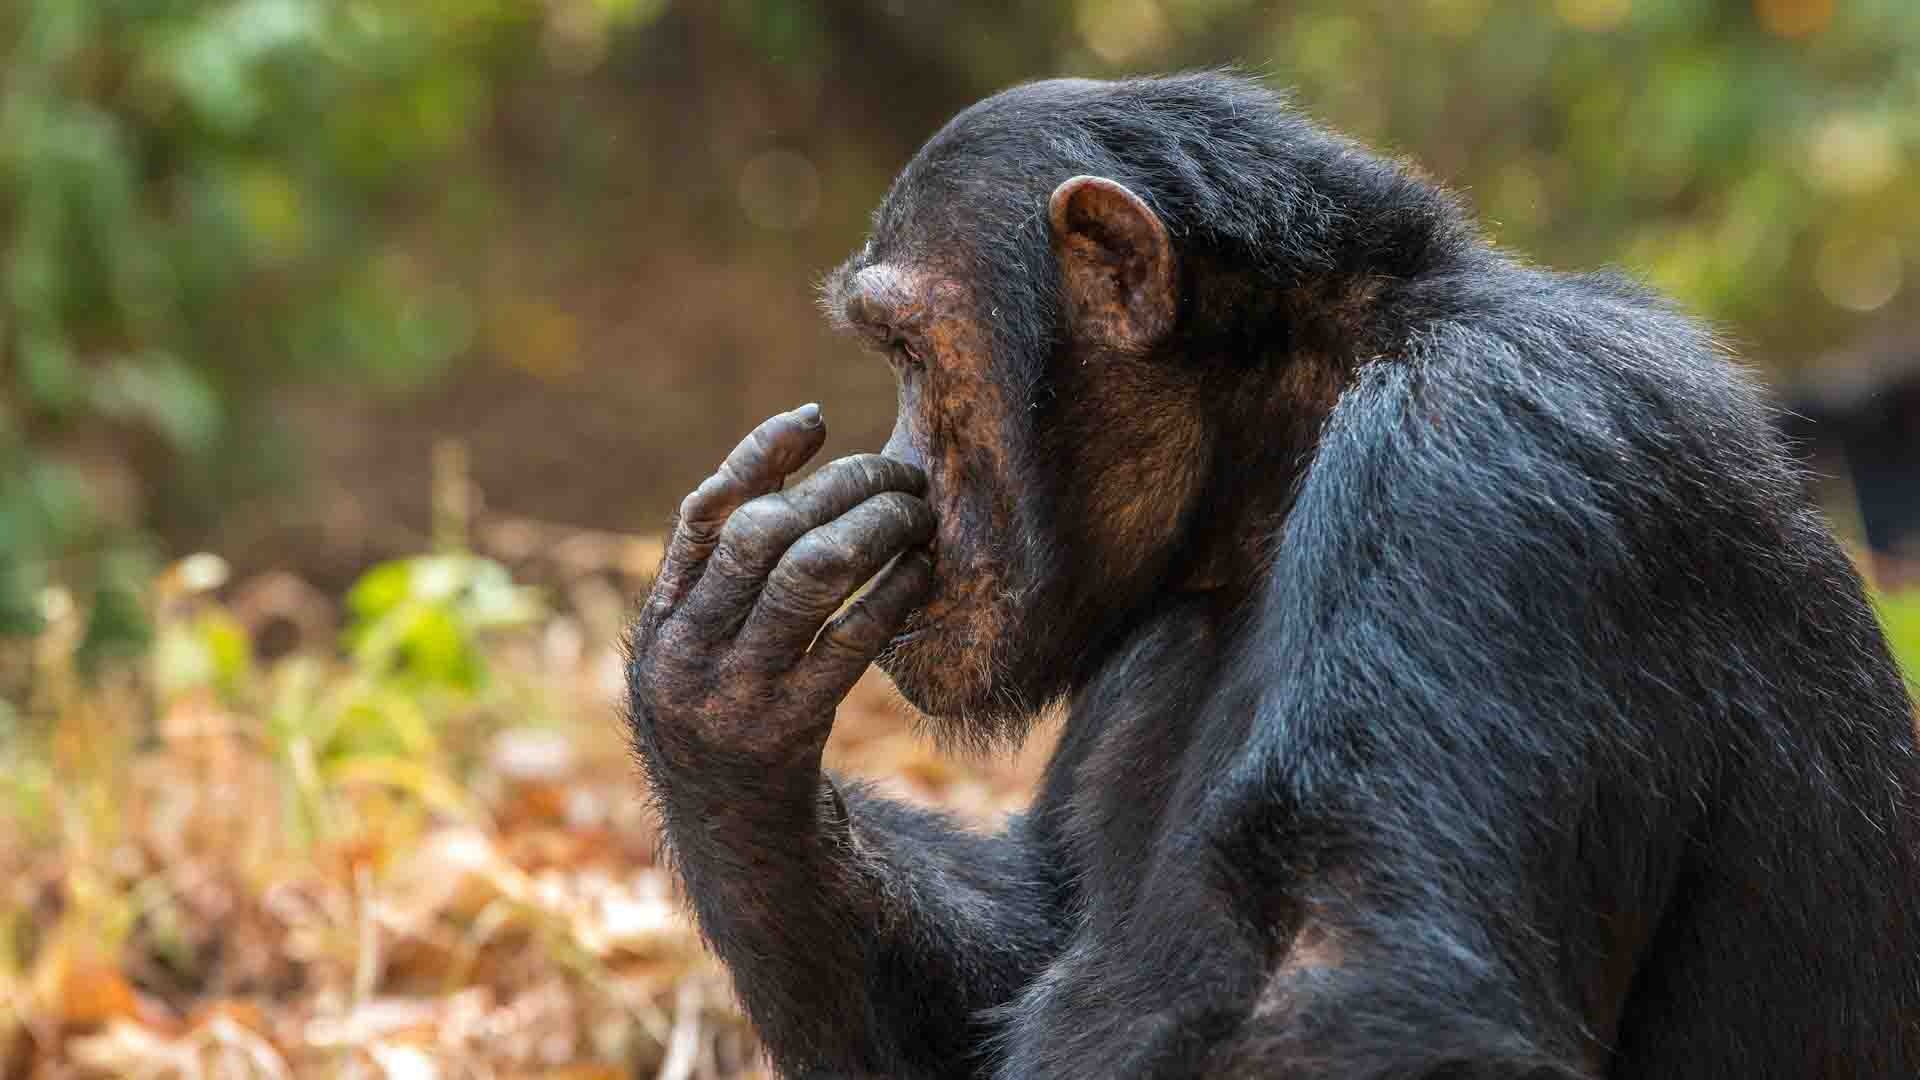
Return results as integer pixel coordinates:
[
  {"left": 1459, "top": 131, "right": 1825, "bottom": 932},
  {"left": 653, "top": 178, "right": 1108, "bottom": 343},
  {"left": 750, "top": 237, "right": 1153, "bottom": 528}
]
[
  {"left": 642, "top": 745, "right": 1062, "bottom": 1078},
  {"left": 626, "top": 405, "right": 1038, "bottom": 1071}
]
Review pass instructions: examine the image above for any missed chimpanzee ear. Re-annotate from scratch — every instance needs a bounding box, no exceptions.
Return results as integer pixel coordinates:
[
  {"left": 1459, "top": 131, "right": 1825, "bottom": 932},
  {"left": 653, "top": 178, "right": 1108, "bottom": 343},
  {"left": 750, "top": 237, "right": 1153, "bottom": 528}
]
[{"left": 1048, "top": 175, "right": 1178, "bottom": 354}]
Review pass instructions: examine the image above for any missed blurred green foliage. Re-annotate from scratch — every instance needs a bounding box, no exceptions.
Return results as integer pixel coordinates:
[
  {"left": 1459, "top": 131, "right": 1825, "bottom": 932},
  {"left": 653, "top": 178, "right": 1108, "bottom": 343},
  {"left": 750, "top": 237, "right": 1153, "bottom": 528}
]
[
  {"left": 1879, "top": 592, "right": 1920, "bottom": 693},
  {"left": 140, "top": 550, "right": 543, "bottom": 842},
  {"left": 344, "top": 552, "right": 542, "bottom": 691},
  {"left": 0, "top": 0, "right": 546, "bottom": 642},
  {"left": 4, "top": 0, "right": 1919, "bottom": 660},
  {"left": 1066, "top": 0, "right": 1920, "bottom": 344}
]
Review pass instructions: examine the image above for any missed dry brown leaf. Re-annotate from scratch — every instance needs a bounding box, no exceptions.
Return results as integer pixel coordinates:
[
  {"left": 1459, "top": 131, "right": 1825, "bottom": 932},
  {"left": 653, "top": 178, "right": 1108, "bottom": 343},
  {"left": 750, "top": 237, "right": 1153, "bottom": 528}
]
[
  {"left": 187, "top": 998, "right": 272, "bottom": 1039},
  {"left": 367, "top": 1041, "right": 440, "bottom": 1079},
  {"left": 502, "top": 826, "right": 619, "bottom": 872},
  {"left": 384, "top": 827, "right": 531, "bottom": 927},
  {"left": 68, "top": 1017, "right": 196, "bottom": 1077},
  {"left": 499, "top": 780, "right": 573, "bottom": 829},
  {"left": 53, "top": 962, "right": 140, "bottom": 1029},
  {"left": 519, "top": 1066, "right": 627, "bottom": 1080},
  {"left": 319, "top": 835, "right": 391, "bottom": 882},
  {"left": 303, "top": 997, "right": 443, "bottom": 1049},
  {"left": 10, "top": 554, "right": 1055, "bottom": 1077},
  {"left": 567, "top": 872, "right": 696, "bottom": 964}
]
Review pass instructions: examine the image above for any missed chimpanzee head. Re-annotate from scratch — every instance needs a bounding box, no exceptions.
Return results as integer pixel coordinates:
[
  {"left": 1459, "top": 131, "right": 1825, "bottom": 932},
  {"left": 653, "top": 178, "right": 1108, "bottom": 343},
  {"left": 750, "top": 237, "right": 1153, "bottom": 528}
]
[{"left": 822, "top": 74, "right": 1466, "bottom": 743}]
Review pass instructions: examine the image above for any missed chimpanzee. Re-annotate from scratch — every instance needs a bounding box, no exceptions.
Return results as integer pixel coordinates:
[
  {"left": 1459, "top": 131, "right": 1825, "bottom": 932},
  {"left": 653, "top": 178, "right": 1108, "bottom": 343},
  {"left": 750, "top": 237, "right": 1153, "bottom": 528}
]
[{"left": 625, "top": 73, "right": 1920, "bottom": 1078}]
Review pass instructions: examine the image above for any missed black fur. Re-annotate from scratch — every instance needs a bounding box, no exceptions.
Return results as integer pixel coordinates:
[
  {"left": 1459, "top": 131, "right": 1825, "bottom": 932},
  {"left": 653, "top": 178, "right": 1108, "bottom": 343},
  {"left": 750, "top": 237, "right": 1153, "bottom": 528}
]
[{"left": 633, "top": 73, "right": 1920, "bottom": 1077}]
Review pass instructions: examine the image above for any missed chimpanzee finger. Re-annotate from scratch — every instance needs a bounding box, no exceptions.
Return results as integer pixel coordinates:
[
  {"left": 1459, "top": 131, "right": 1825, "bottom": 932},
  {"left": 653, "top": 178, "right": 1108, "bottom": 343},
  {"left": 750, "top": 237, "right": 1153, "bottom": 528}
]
[
  {"left": 676, "top": 454, "right": 927, "bottom": 638},
  {"left": 736, "top": 491, "right": 937, "bottom": 663},
  {"left": 648, "top": 405, "right": 826, "bottom": 616},
  {"left": 793, "top": 550, "right": 934, "bottom": 710}
]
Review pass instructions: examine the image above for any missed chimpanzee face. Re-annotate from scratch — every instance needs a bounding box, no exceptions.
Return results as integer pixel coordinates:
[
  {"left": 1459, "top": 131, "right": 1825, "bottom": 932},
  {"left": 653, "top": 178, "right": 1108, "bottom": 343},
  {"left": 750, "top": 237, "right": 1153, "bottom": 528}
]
[
  {"left": 824, "top": 174, "right": 1197, "bottom": 739},
  {"left": 826, "top": 259, "right": 1037, "bottom": 730}
]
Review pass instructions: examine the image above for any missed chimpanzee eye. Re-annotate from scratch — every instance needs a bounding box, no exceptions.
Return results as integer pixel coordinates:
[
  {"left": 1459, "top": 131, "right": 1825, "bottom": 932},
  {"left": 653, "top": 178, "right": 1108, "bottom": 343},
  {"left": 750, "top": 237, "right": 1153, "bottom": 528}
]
[{"left": 890, "top": 341, "right": 925, "bottom": 371}]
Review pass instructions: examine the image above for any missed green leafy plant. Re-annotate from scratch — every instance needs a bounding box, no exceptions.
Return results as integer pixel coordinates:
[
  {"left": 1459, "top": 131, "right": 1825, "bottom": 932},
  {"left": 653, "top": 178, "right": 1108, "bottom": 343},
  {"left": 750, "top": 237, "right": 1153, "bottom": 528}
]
[
  {"left": 139, "top": 548, "right": 544, "bottom": 846},
  {"left": 343, "top": 552, "right": 543, "bottom": 691},
  {"left": 0, "top": 0, "right": 536, "bottom": 649}
]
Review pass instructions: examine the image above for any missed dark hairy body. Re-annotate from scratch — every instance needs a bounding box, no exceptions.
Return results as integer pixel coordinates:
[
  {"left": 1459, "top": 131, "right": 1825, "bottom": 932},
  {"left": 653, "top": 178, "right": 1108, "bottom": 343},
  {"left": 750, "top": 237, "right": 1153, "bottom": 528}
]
[{"left": 626, "top": 74, "right": 1920, "bottom": 1078}]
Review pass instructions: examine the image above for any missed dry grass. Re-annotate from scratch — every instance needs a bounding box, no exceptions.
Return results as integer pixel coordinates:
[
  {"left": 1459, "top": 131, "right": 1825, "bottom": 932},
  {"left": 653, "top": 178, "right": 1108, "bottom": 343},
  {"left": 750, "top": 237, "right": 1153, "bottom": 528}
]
[
  {"left": 0, "top": 548, "right": 1050, "bottom": 1079},
  {"left": 4, "top": 532, "right": 1912, "bottom": 1080}
]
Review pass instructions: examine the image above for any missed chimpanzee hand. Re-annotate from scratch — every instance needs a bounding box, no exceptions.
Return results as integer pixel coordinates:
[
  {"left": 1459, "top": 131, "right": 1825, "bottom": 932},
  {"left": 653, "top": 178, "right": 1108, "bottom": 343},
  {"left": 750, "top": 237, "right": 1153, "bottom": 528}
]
[{"left": 629, "top": 405, "right": 936, "bottom": 775}]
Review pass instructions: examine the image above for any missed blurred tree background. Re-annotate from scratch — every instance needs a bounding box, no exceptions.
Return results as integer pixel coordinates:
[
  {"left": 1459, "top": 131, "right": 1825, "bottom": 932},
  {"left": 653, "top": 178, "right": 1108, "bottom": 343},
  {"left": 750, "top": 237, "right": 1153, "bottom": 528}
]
[
  {"left": 5, "top": 3, "right": 1920, "bottom": 1072},
  {"left": 5, "top": 0, "right": 1919, "bottom": 648}
]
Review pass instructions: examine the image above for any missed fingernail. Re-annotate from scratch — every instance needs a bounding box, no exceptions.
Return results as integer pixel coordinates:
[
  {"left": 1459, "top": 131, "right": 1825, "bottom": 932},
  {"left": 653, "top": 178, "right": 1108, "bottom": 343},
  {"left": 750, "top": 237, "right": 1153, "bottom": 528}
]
[{"left": 795, "top": 402, "right": 823, "bottom": 427}]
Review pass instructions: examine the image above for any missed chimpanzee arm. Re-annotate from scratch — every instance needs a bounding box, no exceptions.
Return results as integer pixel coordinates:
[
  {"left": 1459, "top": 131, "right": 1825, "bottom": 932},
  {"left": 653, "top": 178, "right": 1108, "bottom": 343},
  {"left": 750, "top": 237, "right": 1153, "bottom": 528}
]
[
  {"left": 644, "top": 753, "right": 1063, "bottom": 1078},
  {"left": 628, "top": 408, "right": 1064, "bottom": 1077}
]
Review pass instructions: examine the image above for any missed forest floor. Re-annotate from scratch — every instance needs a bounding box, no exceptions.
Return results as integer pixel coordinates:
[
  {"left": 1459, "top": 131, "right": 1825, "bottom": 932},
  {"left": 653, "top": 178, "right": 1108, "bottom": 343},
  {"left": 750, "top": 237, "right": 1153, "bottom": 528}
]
[
  {"left": 3, "top": 524, "right": 1915, "bottom": 1079},
  {"left": 0, "top": 536, "right": 1053, "bottom": 1079}
]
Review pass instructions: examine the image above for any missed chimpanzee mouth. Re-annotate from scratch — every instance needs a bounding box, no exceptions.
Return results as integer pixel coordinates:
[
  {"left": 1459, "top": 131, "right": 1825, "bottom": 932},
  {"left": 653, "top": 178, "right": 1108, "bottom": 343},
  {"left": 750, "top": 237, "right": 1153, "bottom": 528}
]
[{"left": 866, "top": 543, "right": 940, "bottom": 652}]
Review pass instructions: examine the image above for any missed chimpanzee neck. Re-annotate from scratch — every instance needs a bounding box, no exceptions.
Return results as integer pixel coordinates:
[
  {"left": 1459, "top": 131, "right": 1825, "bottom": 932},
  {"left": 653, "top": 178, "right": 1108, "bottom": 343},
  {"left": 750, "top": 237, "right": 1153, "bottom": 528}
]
[{"left": 1164, "top": 260, "right": 1419, "bottom": 602}]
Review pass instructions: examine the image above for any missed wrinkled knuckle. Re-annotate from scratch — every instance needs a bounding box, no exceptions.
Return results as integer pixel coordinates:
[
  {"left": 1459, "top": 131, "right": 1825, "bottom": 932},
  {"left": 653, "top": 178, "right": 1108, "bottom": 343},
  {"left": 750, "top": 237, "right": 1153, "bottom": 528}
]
[
  {"left": 824, "top": 453, "right": 884, "bottom": 491},
  {"left": 700, "top": 542, "right": 755, "bottom": 592},
  {"left": 802, "top": 458, "right": 857, "bottom": 502},
  {"left": 676, "top": 486, "right": 707, "bottom": 519},
  {"left": 750, "top": 493, "right": 804, "bottom": 530},
  {"left": 758, "top": 573, "right": 835, "bottom": 623},
  {"left": 716, "top": 503, "right": 763, "bottom": 548},
  {"left": 769, "top": 540, "right": 854, "bottom": 606},
  {"left": 714, "top": 455, "right": 761, "bottom": 497},
  {"left": 854, "top": 453, "right": 905, "bottom": 491},
  {"left": 717, "top": 496, "right": 797, "bottom": 562},
  {"left": 789, "top": 530, "right": 854, "bottom": 576},
  {"left": 676, "top": 489, "right": 722, "bottom": 535},
  {"left": 868, "top": 489, "right": 918, "bottom": 519}
]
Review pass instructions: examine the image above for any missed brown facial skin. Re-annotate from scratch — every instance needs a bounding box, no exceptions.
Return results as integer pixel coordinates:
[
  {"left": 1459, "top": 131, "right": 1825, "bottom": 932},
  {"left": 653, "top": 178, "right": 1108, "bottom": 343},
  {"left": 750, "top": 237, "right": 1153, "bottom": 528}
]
[{"left": 826, "top": 261, "right": 1031, "bottom": 726}]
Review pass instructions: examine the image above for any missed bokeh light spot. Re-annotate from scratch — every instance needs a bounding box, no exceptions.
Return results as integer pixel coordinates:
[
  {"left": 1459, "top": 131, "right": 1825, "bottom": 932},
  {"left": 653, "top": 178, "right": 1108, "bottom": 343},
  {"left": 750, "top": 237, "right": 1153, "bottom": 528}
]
[
  {"left": 1491, "top": 161, "right": 1548, "bottom": 232},
  {"left": 1556, "top": 0, "right": 1631, "bottom": 32},
  {"left": 738, "top": 149, "right": 822, "bottom": 232},
  {"left": 1804, "top": 113, "right": 1901, "bottom": 196},
  {"left": 1077, "top": 0, "right": 1172, "bottom": 65},
  {"left": 1756, "top": 0, "right": 1833, "bottom": 39},
  {"left": 495, "top": 299, "right": 583, "bottom": 379},
  {"left": 1424, "top": 0, "right": 1491, "bottom": 38},
  {"left": 1814, "top": 232, "right": 1904, "bottom": 313}
]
